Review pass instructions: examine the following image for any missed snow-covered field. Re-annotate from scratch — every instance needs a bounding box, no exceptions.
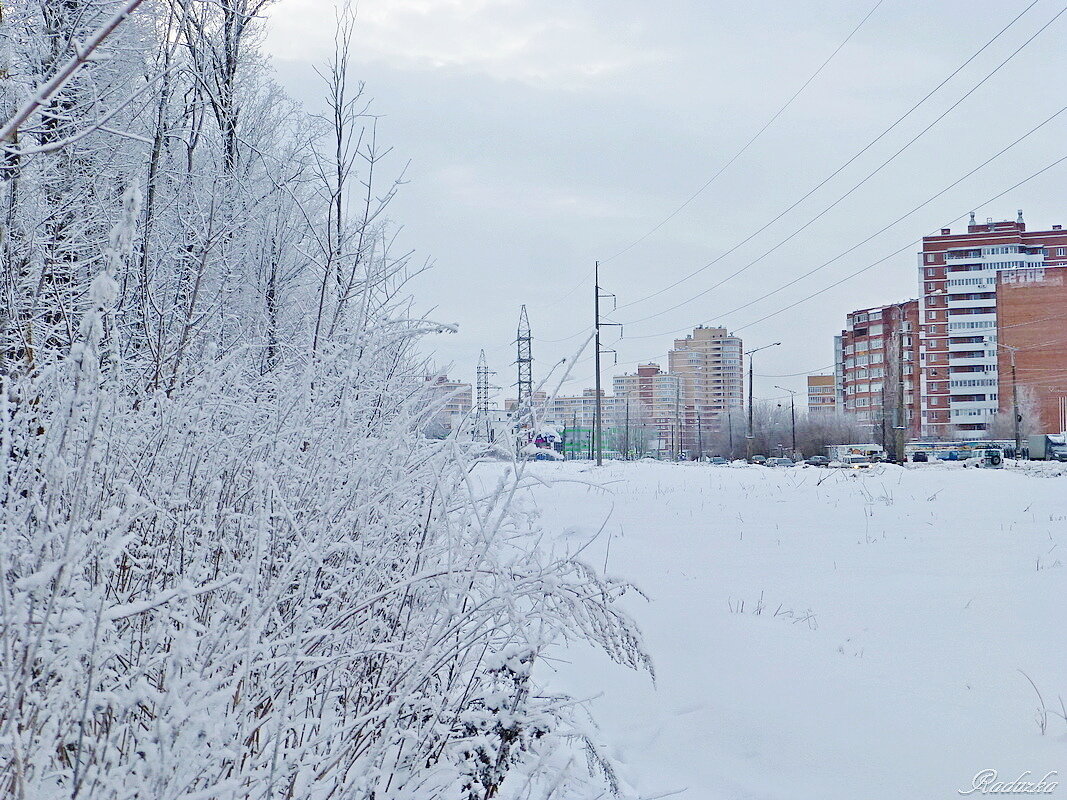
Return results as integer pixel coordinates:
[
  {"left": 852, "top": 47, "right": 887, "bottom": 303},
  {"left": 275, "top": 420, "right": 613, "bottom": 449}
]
[{"left": 499, "top": 460, "right": 1067, "bottom": 800}]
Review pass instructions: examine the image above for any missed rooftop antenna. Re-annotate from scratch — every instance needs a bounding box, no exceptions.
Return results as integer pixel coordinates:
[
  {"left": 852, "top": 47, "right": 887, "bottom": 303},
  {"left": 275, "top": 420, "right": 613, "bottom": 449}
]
[{"left": 516, "top": 305, "right": 533, "bottom": 405}]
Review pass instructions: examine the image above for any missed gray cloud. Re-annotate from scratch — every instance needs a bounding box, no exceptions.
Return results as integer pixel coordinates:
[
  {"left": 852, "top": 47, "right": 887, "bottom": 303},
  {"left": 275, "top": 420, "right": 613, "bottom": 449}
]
[{"left": 266, "top": 0, "right": 1067, "bottom": 400}]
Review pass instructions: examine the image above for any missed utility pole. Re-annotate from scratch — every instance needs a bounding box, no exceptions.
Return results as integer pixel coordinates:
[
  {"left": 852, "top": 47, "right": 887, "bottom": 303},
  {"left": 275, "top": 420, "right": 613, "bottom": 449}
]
[
  {"left": 728, "top": 409, "right": 734, "bottom": 458},
  {"left": 1008, "top": 345, "right": 1021, "bottom": 458},
  {"left": 895, "top": 326, "right": 907, "bottom": 465},
  {"left": 593, "top": 261, "right": 620, "bottom": 467},
  {"left": 624, "top": 395, "right": 630, "bottom": 461},
  {"left": 675, "top": 381, "right": 681, "bottom": 460},
  {"left": 775, "top": 386, "right": 797, "bottom": 458},
  {"left": 988, "top": 337, "right": 1022, "bottom": 458},
  {"left": 745, "top": 342, "right": 781, "bottom": 456},
  {"left": 696, "top": 411, "right": 703, "bottom": 461}
]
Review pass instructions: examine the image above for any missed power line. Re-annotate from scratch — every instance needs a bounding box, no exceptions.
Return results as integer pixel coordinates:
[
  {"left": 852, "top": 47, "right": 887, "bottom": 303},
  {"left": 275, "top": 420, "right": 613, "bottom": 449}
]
[
  {"left": 756, "top": 364, "right": 837, "bottom": 378},
  {"left": 500, "top": 0, "right": 1050, "bottom": 364},
  {"left": 534, "top": 0, "right": 887, "bottom": 321},
  {"left": 599, "top": 0, "right": 887, "bottom": 266},
  {"left": 625, "top": 97, "right": 1067, "bottom": 342},
  {"left": 566, "top": 147, "right": 1067, "bottom": 381},
  {"left": 731, "top": 149, "right": 1067, "bottom": 332},
  {"left": 613, "top": 0, "right": 1060, "bottom": 326}
]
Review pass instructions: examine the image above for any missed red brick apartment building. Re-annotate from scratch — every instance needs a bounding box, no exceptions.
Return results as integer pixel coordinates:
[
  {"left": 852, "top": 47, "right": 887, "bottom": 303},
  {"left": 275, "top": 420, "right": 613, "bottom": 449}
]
[
  {"left": 806, "top": 374, "right": 837, "bottom": 414},
  {"left": 837, "top": 300, "right": 921, "bottom": 439},
  {"left": 996, "top": 266, "right": 1067, "bottom": 433},
  {"left": 918, "top": 212, "right": 1067, "bottom": 438}
]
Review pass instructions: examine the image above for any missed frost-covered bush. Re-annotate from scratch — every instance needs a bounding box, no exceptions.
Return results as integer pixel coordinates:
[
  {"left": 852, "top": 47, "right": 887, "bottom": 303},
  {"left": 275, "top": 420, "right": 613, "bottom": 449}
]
[
  {"left": 0, "top": 270, "right": 649, "bottom": 800},
  {"left": 0, "top": 3, "right": 649, "bottom": 796}
]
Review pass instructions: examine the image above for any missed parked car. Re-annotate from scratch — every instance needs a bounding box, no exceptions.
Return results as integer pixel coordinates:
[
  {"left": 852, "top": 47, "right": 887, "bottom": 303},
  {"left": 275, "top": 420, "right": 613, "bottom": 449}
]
[
  {"left": 911, "top": 451, "right": 928, "bottom": 463},
  {"left": 841, "top": 454, "right": 873, "bottom": 469},
  {"left": 749, "top": 455, "right": 767, "bottom": 465},
  {"left": 708, "top": 456, "right": 729, "bottom": 465},
  {"left": 805, "top": 455, "right": 830, "bottom": 467},
  {"left": 767, "top": 457, "right": 794, "bottom": 467}
]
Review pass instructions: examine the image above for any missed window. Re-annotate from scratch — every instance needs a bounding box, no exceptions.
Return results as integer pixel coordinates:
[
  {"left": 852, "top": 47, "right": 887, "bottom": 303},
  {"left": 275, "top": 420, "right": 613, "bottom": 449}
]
[
  {"left": 925, "top": 254, "right": 936, "bottom": 263},
  {"left": 1058, "top": 247, "right": 1066, "bottom": 256},
  {"left": 927, "top": 311, "right": 937, "bottom": 320}
]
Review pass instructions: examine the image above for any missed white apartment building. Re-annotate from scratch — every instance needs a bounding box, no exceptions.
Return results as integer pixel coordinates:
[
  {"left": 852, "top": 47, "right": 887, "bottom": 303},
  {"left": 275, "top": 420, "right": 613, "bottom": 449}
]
[{"left": 918, "top": 212, "right": 1067, "bottom": 439}]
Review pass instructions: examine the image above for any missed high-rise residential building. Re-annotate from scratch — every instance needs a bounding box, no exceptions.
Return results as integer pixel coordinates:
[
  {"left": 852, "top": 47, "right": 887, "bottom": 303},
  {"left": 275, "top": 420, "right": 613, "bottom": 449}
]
[
  {"left": 806, "top": 374, "right": 837, "bottom": 414},
  {"left": 504, "top": 391, "right": 548, "bottom": 412},
  {"left": 424, "top": 374, "right": 473, "bottom": 433},
  {"left": 613, "top": 364, "right": 682, "bottom": 457},
  {"left": 667, "top": 326, "right": 744, "bottom": 453},
  {"left": 833, "top": 335, "right": 846, "bottom": 410},
  {"left": 995, "top": 265, "right": 1067, "bottom": 433},
  {"left": 918, "top": 212, "right": 1067, "bottom": 438},
  {"left": 544, "top": 389, "right": 614, "bottom": 431},
  {"left": 836, "top": 300, "right": 921, "bottom": 444}
]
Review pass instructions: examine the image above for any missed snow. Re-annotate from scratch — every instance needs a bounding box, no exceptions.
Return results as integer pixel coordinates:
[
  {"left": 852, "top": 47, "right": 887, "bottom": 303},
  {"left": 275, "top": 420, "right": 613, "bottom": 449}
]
[{"left": 497, "top": 460, "right": 1067, "bottom": 799}]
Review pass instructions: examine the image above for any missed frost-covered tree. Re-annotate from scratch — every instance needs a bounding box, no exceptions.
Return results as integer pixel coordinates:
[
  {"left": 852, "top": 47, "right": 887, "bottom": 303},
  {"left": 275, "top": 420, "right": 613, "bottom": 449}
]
[{"left": 0, "top": 2, "right": 649, "bottom": 798}]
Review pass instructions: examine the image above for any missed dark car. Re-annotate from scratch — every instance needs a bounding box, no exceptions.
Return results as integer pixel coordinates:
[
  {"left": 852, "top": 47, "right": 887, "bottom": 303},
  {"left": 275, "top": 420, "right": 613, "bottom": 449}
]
[
  {"left": 749, "top": 455, "right": 767, "bottom": 465},
  {"left": 911, "top": 452, "right": 928, "bottom": 463},
  {"left": 708, "top": 456, "right": 729, "bottom": 465},
  {"left": 805, "top": 455, "right": 830, "bottom": 467}
]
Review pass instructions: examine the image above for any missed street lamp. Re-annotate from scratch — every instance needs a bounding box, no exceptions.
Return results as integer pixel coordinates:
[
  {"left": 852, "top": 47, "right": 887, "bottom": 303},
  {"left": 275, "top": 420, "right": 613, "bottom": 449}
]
[
  {"left": 774, "top": 385, "right": 798, "bottom": 458},
  {"left": 745, "top": 342, "right": 782, "bottom": 453}
]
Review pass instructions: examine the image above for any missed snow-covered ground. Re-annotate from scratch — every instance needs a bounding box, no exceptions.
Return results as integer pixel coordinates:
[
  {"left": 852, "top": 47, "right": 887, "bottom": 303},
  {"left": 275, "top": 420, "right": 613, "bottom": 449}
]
[{"left": 501, "top": 460, "right": 1067, "bottom": 800}]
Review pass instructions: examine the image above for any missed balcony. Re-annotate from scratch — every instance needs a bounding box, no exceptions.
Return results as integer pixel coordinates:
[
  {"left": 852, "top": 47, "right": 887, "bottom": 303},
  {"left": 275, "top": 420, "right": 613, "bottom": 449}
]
[
  {"left": 945, "top": 250, "right": 984, "bottom": 261},
  {"left": 948, "top": 298, "right": 998, "bottom": 310},
  {"left": 947, "top": 340, "right": 988, "bottom": 352},
  {"left": 948, "top": 355, "right": 996, "bottom": 367}
]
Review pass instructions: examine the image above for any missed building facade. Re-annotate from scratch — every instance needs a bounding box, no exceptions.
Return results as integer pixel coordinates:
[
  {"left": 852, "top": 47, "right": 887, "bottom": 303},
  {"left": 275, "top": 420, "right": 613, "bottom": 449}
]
[
  {"left": 836, "top": 300, "right": 921, "bottom": 442},
  {"left": 995, "top": 265, "right": 1067, "bottom": 434},
  {"left": 424, "top": 374, "right": 473, "bottom": 433},
  {"left": 613, "top": 364, "right": 682, "bottom": 457},
  {"left": 806, "top": 374, "right": 837, "bottom": 414},
  {"left": 543, "top": 389, "right": 618, "bottom": 434},
  {"left": 667, "top": 326, "right": 744, "bottom": 453},
  {"left": 918, "top": 212, "right": 1067, "bottom": 438}
]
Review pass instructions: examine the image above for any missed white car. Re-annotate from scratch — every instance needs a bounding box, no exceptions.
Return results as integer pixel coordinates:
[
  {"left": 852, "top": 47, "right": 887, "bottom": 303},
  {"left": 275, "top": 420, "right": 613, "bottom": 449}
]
[{"left": 840, "top": 455, "right": 873, "bottom": 469}]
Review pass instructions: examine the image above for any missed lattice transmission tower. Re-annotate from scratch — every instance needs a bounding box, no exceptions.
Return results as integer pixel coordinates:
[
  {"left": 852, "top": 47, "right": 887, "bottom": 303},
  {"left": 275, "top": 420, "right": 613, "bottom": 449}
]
[
  {"left": 516, "top": 305, "right": 533, "bottom": 405},
  {"left": 476, "top": 349, "right": 494, "bottom": 414}
]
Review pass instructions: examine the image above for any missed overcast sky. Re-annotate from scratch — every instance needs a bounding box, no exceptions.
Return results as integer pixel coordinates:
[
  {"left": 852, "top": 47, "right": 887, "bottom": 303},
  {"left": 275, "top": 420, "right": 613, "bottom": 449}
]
[{"left": 264, "top": 0, "right": 1067, "bottom": 404}]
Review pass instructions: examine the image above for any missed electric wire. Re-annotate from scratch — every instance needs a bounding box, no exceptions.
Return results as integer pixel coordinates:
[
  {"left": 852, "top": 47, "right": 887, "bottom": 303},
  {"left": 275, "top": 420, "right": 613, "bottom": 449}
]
[{"left": 615, "top": 2, "right": 1066, "bottom": 328}]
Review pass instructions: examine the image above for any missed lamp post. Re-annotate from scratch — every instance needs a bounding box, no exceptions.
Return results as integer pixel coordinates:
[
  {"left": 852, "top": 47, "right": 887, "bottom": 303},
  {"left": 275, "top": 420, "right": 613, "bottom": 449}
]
[
  {"left": 745, "top": 342, "right": 782, "bottom": 455},
  {"left": 774, "top": 385, "right": 798, "bottom": 458}
]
